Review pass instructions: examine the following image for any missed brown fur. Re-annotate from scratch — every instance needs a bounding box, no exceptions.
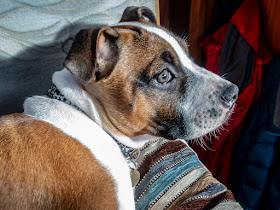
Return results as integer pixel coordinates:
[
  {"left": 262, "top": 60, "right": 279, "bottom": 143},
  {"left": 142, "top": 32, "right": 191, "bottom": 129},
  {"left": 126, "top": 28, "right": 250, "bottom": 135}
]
[
  {"left": 0, "top": 114, "right": 118, "bottom": 209},
  {"left": 81, "top": 26, "right": 188, "bottom": 137}
]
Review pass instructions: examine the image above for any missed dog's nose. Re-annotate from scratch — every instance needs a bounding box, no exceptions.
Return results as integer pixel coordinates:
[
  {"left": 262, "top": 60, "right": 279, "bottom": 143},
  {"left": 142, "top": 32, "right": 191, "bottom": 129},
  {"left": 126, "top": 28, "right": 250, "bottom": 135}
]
[{"left": 220, "top": 84, "right": 239, "bottom": 108}]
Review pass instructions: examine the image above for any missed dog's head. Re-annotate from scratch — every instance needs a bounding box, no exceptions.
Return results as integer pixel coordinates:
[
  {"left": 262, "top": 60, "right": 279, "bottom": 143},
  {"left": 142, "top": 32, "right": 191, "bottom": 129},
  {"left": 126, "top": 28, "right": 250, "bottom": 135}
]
[{"left": 64, "top": 7, "right": 238, "bottom": 142}]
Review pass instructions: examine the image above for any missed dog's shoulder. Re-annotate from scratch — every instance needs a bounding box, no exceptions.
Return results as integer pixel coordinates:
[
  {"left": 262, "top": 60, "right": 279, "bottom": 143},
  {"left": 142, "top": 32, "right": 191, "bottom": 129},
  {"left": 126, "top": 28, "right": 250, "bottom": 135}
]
[
  {"left": 0, "top": 113, "right": 43, "bottom": 141},
  {"left": 0, "top": 113, "right": 70, "bottom": 144},
  {"left": 0, "top": 113, "right": 119, "bottom": 209}
]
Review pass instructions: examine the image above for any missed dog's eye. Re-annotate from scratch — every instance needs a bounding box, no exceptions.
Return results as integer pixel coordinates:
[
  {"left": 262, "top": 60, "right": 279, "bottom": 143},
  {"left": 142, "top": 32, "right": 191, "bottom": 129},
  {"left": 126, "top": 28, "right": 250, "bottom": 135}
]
[{"left": 156, "top": 69, "right": 172, "bottom": 84}]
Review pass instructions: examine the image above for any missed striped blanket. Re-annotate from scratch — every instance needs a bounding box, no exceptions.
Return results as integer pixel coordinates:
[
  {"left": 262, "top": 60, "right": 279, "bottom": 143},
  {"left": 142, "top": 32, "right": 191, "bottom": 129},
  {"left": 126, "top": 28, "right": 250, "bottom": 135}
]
[{"left": 133, "top": 139, "right": 243, "bottom": 210}]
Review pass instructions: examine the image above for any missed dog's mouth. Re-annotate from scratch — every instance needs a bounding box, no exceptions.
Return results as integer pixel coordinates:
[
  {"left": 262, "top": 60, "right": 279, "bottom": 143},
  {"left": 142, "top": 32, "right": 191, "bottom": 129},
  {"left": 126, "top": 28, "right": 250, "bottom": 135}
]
[
  {"left": 178, "top": 97, "right": 236, "bottom": 141},
  {"left": 185, "top": 80, "right": 238, "bottom": 141},
  {"left": 150, "top": 95, "right": 237, "bottom": 142},
  {"left": 188, "top": 101, "right": 236, "bottom": 144}
]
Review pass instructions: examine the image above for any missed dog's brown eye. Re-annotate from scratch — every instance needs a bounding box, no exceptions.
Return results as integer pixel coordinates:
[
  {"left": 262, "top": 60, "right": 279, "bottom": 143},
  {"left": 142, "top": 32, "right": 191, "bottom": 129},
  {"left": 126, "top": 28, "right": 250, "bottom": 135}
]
[{"left": 157, "top": 69, "right": 172, "bottom": 84}]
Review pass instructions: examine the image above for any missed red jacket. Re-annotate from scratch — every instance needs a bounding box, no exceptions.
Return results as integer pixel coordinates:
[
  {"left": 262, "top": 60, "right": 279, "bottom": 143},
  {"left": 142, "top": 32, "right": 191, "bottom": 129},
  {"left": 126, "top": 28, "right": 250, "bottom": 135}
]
[{"left": 191, "top": 0, "right": 273, "bottom": 185}]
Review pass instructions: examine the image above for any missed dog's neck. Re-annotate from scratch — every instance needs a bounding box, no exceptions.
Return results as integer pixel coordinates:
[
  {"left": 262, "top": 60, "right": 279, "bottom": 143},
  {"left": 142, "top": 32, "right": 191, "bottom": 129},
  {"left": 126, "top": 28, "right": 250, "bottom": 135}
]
[
  {"left": 47, "top": 83, "right": 138, "bottom": 158},
  {"left": 50, "top": 69, "right": 158, "bottom": 148}
]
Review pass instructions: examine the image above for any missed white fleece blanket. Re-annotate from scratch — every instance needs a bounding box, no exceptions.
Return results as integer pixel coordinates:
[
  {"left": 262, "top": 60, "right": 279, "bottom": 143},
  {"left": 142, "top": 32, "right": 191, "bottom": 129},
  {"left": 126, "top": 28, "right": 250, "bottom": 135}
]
[
  {"left": 0, "top": 0, "right": 156, "bottom": 115},
  {"left": 0, "top": 0, "right": 156, "bottom": 59}
]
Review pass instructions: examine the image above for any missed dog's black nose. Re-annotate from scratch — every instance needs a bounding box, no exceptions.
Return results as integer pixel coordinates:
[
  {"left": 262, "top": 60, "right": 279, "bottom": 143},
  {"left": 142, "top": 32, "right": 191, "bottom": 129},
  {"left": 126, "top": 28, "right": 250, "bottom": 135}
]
[{"left": 220, "top": 84, "right": 239, "bottom": 108}]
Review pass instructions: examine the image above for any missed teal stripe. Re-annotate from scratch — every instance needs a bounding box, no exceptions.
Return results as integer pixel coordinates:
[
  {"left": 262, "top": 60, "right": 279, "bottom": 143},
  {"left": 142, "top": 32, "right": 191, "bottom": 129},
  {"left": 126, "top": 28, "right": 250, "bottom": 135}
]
[
  {"left": 135, "top": 147, "right": 195, "bottom": 199},
  {"left": 136, "top": 155, "right": 202, "bottom": 210}
]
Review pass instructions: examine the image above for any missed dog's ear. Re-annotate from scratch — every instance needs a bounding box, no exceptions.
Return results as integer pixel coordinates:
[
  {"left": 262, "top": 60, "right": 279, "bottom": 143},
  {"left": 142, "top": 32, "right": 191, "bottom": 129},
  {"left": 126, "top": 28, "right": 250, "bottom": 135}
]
[
  {"left": 120, "top": 6, "right": 157, "bottom": 25},
  {"left": 64, "top": 27, "right": 119, "bottom": 83}
]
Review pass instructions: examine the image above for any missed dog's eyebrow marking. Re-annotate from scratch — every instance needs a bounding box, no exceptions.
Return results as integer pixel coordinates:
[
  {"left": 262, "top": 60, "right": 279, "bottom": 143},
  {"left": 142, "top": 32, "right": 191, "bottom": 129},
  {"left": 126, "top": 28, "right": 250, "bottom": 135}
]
[
  {"left": 136, "top": 58, "right": 155, "bottom": 88},
  {"left": 161, "top": 51, "right": 174, "bottom": 64},
  {"left": 112, "top": 22, "right": 205, "bottom": 76}
]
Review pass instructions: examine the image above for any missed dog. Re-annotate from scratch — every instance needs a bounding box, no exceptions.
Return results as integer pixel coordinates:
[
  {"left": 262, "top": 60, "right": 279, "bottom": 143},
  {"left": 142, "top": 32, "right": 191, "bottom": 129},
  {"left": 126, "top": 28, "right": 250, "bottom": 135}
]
[{"left": 0, "top": 6, "right": 238, "bottom": 209}]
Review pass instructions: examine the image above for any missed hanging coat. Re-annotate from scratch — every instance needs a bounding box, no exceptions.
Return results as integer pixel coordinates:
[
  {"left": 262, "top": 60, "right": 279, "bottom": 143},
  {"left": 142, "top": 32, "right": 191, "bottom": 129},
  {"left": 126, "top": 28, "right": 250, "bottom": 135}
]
[
  {"left": 190, "top": 0, "right": 273, "bottom": 186},
  {"left": 229, "top": 58, "right": 280, "bottom": 209}
]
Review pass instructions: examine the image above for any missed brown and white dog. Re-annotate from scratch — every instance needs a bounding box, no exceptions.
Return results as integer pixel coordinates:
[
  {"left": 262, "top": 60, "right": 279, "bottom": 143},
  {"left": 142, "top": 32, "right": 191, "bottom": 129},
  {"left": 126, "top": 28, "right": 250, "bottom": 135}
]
[{"left": 0, "top": 7, "right": 238, "bottom": 209}]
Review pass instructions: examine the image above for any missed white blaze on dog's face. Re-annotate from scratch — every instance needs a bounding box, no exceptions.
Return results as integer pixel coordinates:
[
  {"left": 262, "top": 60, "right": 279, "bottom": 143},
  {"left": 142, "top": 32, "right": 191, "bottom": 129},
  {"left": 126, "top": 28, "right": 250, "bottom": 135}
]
[{"left": 64, "top": 7, "right": 238, "bottom": 141}]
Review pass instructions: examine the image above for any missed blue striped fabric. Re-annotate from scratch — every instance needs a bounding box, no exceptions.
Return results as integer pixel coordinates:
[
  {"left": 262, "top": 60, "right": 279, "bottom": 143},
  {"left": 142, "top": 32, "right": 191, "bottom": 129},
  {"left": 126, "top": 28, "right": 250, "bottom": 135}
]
[
  {"left": 136, "top": 155, "right": 203, "bottom": 209},
  {"left": 133, "top": 139, "right": 243, "bottom": 210},
  {"left": 135, "top": 147, "right": 195, "bottom": 199}
]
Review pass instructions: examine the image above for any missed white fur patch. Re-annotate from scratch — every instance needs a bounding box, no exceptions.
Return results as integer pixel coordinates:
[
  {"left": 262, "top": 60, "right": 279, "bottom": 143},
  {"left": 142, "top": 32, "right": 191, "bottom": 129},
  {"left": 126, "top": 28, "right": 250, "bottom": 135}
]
[{"left": 52, "top": 69, "right": 103, "bottom": 127}]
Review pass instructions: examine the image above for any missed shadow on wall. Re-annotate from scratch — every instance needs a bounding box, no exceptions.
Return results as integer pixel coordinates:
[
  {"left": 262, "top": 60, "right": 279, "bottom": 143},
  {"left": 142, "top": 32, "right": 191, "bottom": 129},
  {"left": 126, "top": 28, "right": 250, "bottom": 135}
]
[{"left": 0, "top": 23, "right": 102, "bottom": 116}]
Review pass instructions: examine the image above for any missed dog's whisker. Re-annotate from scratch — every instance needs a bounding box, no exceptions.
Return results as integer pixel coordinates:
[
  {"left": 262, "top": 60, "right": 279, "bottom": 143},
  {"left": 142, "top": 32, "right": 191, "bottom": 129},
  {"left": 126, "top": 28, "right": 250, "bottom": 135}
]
[
  {"left": 180, "top": 30, "right": 189, "bottom": 40},
  {"left": 181, "top": 32, "right": 198, "bottom": 42},
  {"left": 201, "top": 137, "right": 215, "bottom": 151},
  {"left": 216, "top": 127, "right": 222, "bottom": 135},
  {"left": 221, "top": 72, "right": 230, "bottom": 80},
  {"left": 194, "top": 136, "right": 205, "bottom": 149},
  {"left": 211, "top": 130, "right": 218, "bottom": 139},
  {"left": 191, "top": 134, "right": 215, "bottom": 151},
  {"left": 204, "top": 134, "right": 210, "bottom": 141},
  {"left": 209, "top": 134, "right": 214, "bottom": 143},
  {"left": 220, "top": 125, "right": 228, "bottom": 131}
]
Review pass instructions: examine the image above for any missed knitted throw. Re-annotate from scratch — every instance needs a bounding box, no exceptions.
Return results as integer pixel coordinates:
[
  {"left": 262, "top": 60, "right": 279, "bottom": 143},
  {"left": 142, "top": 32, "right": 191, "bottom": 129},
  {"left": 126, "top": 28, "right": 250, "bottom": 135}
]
[{"left": 133, "top": 139, "right": 243, "bottom": 210}]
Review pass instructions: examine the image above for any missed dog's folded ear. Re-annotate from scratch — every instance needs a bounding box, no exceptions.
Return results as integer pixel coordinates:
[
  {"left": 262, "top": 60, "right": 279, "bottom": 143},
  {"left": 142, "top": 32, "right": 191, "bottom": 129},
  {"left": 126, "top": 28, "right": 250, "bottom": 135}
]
[
  {"left": 120, "top": 6, "right": 157, "bottom": 25},
  {"left": 64, "top": 27, "right": 119, "bottom": 83}
]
